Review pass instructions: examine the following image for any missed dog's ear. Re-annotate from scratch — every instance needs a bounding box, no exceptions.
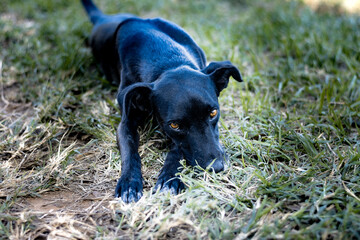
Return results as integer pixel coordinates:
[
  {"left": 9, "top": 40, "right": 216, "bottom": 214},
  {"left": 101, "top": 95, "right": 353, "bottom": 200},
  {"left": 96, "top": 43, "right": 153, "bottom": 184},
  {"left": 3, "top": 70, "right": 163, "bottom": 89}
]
[
  {"left": 117, "top": 83, "right": 153, "bottom": 120},
  {"left": 202, "top": 61, "right": 243, "bottom": 96}
]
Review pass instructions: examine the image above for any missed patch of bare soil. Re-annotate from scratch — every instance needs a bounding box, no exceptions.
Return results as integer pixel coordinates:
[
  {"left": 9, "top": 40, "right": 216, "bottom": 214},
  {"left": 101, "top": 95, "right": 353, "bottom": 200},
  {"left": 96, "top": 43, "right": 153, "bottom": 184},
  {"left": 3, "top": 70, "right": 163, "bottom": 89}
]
[
  {"left": 9, "top": 189, "right": 117, "bottom": 239},
  {"left": 21, "top": 190, "right": 100, "bottom": 212}
]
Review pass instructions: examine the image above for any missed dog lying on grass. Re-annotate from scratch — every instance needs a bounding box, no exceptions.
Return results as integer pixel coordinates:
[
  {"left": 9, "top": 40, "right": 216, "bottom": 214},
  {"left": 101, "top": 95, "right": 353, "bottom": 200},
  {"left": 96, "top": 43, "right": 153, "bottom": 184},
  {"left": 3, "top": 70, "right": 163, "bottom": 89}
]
[{"left": 81, "top": 0, "right": 243, "bottom": 203}]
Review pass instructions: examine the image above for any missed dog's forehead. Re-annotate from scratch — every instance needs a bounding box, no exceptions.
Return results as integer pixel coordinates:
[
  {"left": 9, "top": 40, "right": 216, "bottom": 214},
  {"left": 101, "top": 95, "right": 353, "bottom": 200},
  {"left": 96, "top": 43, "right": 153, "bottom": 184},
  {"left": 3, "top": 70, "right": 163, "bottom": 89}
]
[
  {"left": 153, "top": 82, "right": 218, "bottom": 121},
  {"left": 152, "top": 67, "right": 219, "bottom": 119}
]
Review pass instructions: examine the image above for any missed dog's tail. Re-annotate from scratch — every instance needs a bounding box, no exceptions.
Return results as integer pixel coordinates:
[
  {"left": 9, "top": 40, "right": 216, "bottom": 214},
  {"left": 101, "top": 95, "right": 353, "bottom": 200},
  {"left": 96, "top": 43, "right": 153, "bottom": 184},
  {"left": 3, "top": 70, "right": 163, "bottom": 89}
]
[{"left": 81, "top": 0, "right": 103, "bottom": 25}]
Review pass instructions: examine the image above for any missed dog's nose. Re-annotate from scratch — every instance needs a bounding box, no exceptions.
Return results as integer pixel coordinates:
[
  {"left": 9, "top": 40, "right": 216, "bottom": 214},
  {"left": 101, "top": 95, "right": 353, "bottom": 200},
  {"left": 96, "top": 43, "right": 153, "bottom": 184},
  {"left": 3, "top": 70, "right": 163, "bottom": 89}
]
[{"left": 210, "top": 160, "right": 224, "bottom": 173}]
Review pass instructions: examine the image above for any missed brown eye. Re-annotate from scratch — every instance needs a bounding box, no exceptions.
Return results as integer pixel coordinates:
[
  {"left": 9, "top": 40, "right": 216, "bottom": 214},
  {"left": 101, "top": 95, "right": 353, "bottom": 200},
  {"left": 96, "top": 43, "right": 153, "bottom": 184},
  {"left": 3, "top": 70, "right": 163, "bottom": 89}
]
[
  {"left": 210, "top": 109, "right": 218, "bottom": 118},
  {"left": 170, "top": 122, "right": 179, "bottom": 129}
]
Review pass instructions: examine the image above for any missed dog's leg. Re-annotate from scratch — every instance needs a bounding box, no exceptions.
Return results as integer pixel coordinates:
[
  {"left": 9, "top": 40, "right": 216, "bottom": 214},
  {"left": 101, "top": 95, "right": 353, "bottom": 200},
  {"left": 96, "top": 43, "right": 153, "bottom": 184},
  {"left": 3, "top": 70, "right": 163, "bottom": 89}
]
[
  {"left": 154, "top": 146, "right": 185, "bottom": 194},
  {"left": 115, "top": 121, "right": 143, "bottom": 203},
  {"left": 99, "top": 59, "right": 120, "bottom": 85},
  {"left": 115, "top": 83, "right": 152, "bottom": 203},
  {"left": 89, "top": 22, "right": 122, "bottom": 85}
]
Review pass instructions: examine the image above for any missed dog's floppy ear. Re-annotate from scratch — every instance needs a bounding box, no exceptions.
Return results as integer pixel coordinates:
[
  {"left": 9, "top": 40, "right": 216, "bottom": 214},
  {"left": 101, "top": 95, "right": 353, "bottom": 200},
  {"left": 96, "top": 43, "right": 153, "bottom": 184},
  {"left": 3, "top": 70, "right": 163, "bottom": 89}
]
[
  {"left": 202, "top": 61, "right": 243, "bottom": 96},
  {"left": 117, "top": 83, "right": 153, "bottom": 120}
]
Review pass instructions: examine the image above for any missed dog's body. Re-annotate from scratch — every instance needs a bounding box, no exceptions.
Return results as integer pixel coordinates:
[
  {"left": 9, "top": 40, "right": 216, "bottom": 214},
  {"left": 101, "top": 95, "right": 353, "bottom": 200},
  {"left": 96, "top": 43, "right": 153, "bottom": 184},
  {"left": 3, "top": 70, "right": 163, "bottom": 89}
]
[{"left": 81, "top": 0, "right": 243, "bottom": 203}]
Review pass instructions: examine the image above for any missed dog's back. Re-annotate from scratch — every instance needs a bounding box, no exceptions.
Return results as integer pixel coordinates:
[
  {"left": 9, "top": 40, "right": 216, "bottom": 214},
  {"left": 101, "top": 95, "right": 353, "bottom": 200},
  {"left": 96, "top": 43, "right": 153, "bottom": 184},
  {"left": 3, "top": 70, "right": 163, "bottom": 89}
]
[
  {"left": 81, "top": 0, "right": 206, "bottom": 86},
  {"left": 116, "top": 18, "right": 206, "bottom": 85}
]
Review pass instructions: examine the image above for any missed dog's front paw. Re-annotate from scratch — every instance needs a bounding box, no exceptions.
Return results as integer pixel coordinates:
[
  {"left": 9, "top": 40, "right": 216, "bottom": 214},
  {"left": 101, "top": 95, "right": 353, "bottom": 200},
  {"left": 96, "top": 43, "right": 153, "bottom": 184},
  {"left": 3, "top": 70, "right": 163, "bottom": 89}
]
[
  {"left": 154, "top": 173, "right": 185, "bottom": 195},
  {"left": 115, "top": 175, "right": 143, "bottom": 203}
]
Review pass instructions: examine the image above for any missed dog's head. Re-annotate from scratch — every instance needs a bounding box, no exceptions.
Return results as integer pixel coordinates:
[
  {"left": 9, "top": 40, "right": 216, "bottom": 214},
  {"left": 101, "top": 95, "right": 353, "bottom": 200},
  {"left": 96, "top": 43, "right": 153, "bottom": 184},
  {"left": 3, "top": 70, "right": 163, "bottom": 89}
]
[{"left": 118, "top": 61, "right": 242, "bottom": 172}]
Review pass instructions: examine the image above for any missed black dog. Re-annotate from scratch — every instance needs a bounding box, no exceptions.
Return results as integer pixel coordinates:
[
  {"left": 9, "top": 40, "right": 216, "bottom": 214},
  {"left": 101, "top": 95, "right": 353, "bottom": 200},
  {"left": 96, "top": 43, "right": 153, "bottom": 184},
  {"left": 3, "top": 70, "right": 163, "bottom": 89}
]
[{"left": 81, "top": 0, "right": 243, "bottom": 203}]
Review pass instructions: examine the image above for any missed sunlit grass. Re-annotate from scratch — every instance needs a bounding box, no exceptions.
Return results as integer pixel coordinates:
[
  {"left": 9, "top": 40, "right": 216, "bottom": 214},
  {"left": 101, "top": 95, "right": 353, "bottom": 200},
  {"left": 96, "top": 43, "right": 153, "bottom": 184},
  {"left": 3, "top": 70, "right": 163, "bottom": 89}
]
[{"left": 0, "top": 0, "right": 359, "bottom": 239}]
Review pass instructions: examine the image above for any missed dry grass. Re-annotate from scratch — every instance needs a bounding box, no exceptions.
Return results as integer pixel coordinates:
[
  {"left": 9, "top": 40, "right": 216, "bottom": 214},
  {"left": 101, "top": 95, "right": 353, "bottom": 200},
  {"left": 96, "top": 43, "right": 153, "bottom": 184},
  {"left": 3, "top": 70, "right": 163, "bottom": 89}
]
[{"left": 1, "top": 0, "right": 360, "bottom": 239}]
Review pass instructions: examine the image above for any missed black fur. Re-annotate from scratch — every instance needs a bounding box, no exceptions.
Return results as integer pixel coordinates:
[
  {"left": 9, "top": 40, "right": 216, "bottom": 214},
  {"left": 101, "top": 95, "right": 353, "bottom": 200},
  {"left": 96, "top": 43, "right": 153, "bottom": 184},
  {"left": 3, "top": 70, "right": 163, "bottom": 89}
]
[{"left": 81, "top": 0, "right": 243, "bottom": 203}]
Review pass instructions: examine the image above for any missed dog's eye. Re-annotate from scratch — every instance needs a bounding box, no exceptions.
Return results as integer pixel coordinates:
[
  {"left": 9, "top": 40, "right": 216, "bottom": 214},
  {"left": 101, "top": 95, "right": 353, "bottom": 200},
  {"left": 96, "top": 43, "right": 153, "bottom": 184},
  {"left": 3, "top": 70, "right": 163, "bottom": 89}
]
[
  {"left": 170, "top": 122, "right": 179, "bottom": 130},
  {"left": 210, "top": 109, "right": 218, "bottom": 118}
]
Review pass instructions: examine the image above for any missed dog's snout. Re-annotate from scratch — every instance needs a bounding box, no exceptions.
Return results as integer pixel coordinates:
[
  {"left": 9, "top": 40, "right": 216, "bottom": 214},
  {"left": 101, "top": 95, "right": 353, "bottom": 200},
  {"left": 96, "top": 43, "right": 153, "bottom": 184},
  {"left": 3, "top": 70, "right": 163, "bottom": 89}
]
[{"left": 210, "top": 159, "right": 224, "bottom": 173}]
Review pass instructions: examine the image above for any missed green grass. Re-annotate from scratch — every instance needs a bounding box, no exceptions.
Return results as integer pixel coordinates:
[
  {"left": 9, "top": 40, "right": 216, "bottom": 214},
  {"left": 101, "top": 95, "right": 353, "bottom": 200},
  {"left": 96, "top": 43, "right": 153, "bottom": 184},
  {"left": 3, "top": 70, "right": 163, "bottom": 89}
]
[{"left": 0, "top": 0, "right": 359, "bottom": 239}]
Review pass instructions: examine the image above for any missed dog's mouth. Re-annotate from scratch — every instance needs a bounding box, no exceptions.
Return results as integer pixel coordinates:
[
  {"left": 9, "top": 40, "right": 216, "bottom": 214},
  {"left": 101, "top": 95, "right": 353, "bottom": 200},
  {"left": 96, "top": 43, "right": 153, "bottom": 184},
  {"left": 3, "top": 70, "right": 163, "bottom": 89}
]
[{"left": 183, "top": 153, "right": 228, "bottom": 173}]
